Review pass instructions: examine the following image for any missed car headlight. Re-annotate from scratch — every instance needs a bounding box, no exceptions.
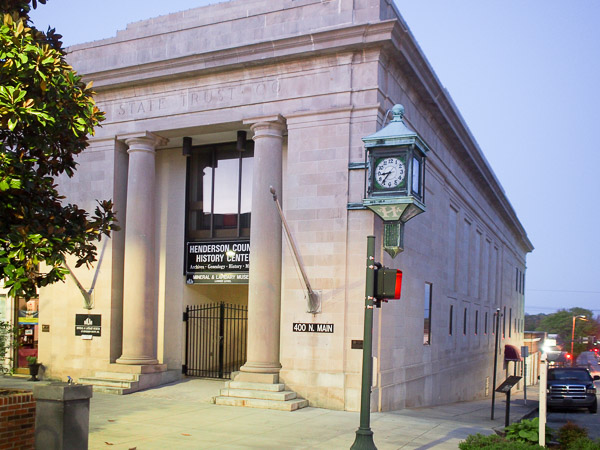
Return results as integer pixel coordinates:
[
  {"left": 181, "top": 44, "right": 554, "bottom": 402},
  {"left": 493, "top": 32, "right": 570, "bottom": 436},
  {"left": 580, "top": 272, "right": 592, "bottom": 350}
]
[{"left": 586, "top": 384, "right": 596, "bottom": 394}]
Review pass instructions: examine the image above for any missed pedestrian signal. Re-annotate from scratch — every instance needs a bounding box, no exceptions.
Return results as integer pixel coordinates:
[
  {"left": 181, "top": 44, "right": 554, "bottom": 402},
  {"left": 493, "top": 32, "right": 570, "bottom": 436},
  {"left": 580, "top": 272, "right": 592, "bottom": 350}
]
[{"left": 374, "top": 268, "right": 402, "bottom": 300}]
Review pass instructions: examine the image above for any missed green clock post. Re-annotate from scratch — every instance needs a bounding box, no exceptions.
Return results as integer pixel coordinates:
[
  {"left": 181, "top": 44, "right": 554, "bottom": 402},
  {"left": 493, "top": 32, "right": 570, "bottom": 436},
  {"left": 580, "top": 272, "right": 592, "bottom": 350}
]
[{"left": 351, "top": 105, "right": 429, "bottom": 449}]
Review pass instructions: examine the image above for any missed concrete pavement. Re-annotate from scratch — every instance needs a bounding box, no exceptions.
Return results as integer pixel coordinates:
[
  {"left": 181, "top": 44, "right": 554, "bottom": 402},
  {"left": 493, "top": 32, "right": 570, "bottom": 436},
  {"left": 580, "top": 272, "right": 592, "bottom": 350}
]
[{"left": 1, "top": 375, "right": 539, "bottom": 449}]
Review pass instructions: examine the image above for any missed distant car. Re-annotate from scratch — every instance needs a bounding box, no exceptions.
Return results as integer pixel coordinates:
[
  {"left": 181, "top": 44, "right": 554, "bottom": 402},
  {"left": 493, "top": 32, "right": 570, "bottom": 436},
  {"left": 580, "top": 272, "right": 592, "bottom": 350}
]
[
  {"left": 576, "top": 351, "right": 600, "bottom": 371},
  {"left": 547, "top": 367, "right": 599, "bottom": 413}
]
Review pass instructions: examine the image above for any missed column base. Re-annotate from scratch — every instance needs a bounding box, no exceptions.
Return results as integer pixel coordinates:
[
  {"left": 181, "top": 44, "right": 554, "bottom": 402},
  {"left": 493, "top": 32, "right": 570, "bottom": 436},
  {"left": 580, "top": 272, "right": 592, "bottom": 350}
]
[
  {"left": 235, "top": 372, "right": 279, "bottom": 384},
  {"left": 115, "top": 356, "right": 159, "bottom": 366},
  {"left": 237, "top": 361, "right": 281, "bottom": 383}
]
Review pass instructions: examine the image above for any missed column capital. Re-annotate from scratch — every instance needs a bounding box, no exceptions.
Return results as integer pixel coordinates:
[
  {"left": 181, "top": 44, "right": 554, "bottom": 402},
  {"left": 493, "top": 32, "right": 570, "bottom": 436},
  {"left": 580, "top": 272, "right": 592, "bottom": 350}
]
[
  {"left": 243, "top": 115, "right": 286, "bottom": 140},
  {"left": 117, "top": 131, "right": 168, "bottom": 153}
]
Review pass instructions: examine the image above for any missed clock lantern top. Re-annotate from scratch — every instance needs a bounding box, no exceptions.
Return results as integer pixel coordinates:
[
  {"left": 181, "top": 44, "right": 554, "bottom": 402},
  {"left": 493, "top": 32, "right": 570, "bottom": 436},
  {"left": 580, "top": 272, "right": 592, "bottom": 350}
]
[{"left": 362, "top": 104, "right": 430, "bottom": 223}]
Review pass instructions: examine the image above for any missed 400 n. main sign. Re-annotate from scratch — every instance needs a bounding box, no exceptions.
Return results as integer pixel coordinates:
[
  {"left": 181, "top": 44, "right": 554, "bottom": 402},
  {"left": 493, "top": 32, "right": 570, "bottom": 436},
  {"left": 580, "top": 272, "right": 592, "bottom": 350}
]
[{"left": 186, "top": 240, "right": 250, "bottom": 284}]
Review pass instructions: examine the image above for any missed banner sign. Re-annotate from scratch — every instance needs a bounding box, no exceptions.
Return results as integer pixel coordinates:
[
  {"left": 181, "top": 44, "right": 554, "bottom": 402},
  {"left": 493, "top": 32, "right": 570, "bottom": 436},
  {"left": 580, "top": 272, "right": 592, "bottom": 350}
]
[
  {"left": 75, "top": 314, "right": 101, "bottom": 336},
  {"left": 186, "top": 240, "right": 250, "bottom": 284}
]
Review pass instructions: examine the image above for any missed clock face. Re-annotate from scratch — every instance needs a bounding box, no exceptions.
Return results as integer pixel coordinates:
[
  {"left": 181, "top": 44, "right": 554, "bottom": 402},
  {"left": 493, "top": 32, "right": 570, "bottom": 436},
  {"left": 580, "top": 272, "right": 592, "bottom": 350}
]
[{"left": 374, "top": 157, "right": 405, "bottom": 189}]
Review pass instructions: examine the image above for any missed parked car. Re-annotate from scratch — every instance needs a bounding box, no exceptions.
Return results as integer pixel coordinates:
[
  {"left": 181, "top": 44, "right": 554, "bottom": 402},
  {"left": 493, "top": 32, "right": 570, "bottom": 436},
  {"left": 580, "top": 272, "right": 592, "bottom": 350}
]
[{"left": 547, "top": 367, "right": 599, "bottom": 413}]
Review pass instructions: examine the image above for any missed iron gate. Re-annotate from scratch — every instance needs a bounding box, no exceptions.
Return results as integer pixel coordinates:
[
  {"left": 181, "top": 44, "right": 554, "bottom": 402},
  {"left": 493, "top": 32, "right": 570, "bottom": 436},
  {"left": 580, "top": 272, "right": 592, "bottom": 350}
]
[{"left": 183, "top": 302, "right": 247, "bottom": 378}]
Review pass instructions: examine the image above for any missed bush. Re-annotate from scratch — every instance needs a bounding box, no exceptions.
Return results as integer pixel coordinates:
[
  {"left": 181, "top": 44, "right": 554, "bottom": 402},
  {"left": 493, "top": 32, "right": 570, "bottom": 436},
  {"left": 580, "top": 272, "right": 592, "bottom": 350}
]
[
  {"left": 458, "top": 432, "right": 543, "bottom": 449},
  {"left": 557, "top": 421, "right": 588, "bottom": 448},
  {"left": 564, "top": 437, "right": 600, "bottom": 450},
  {"left": 505, "top": 417, "right": 553, "bottom": 445}
]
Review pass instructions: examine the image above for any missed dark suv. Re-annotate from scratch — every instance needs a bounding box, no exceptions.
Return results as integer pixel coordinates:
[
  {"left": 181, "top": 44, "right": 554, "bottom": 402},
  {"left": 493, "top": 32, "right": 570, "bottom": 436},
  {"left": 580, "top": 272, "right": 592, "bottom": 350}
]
[{"left": 547, "top": 367, "right": 599, "bottom": 413}]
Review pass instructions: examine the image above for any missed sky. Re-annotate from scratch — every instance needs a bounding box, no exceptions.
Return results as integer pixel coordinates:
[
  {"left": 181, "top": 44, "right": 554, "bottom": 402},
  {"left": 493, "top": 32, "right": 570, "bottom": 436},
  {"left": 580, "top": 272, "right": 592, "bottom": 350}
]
[{"left": 29, "top": 0, "right": 600, "bottom": 316}]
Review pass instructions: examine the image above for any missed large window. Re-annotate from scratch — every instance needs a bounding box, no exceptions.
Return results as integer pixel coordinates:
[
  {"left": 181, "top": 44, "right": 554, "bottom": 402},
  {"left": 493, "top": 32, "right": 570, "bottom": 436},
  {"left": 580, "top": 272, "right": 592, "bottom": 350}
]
[
  {"left": 186, "top": 142, "right": 254, "bottom": 240},
  {"left": 423, "top": 283, "right": 432, "bottom": 345}
]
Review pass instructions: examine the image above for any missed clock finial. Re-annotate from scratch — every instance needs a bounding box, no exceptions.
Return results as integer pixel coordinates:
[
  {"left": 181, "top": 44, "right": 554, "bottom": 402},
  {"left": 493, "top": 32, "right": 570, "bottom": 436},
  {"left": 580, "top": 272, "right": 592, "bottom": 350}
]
[{"left": 391, "top": 104, "right": 405, "bottom": 122}]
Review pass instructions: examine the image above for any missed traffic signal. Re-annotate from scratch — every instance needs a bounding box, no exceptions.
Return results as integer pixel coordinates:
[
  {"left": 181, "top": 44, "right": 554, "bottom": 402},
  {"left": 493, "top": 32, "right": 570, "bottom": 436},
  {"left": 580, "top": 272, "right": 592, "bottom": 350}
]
[
  {"left": 565, "top": 353, "right": 572, "bottom": 360},
  {"left": 374, "top": 267, "right": 402, "bottom": 300}
]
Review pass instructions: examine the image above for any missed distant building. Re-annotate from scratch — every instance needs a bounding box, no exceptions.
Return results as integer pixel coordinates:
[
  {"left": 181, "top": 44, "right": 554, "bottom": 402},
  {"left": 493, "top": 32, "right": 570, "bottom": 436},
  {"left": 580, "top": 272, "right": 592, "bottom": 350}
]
[{"left": 14, "top": 0, "right": 533, "bottom": 411}]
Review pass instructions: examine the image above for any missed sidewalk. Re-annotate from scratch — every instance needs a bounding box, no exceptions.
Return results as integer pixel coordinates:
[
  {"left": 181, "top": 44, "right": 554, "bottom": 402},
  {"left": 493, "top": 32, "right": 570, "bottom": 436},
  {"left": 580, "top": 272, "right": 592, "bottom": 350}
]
[{"left": 1, "top": 376, "right": 539, "bottom": 449}]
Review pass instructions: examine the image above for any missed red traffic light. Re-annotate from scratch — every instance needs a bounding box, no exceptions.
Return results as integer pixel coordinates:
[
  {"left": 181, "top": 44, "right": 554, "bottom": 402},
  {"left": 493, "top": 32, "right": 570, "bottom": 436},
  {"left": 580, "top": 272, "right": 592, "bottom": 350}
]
[
  {"left": 565, "top": 353, "right": 572, "bottom": 359},
  {"left": 594, "top": 348, "right": 599, "bottom": 353}
]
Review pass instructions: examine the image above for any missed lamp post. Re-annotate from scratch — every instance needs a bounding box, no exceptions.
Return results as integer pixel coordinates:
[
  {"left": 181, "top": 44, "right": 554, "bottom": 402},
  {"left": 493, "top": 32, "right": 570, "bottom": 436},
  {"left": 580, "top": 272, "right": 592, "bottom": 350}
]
[
  {"left": 571, "top": 315, "right": 587, "bottom": 366},
  {"left": 351, "top": 105, "right": 430, "bottom": 449},
  {"left": 490, "top": 308, "right": 501, "bottom": 420}
]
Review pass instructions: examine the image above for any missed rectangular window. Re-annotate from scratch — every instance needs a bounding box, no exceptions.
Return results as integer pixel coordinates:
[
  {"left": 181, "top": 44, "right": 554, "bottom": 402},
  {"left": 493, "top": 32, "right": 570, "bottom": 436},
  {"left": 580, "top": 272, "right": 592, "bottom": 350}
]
[
  {"left": 484, "top": 311, "right": 488, "bottom": 334},
  {"left": 502, "top": 306, "right": 506, "bottom": 339},
  {"left": 509, "top": 308, "right": 512, "bottom": 338},
  {"left": 449, "top": 305, "right": 453, "bottom": 335},
  {"left": 186, "top": 142, "right": 254, "bottom": 241},
  {"left": 475, "top": 310, "right": 479, "bottom": 335},
  {"left": 424, "top": 283, "right": 432, "bottom": 345},
  {"left": 463, "top": 307, "right": 467, "bottom": 335},
  {"left": 448, "top": 206, "right": 459, "bottom": 291}
]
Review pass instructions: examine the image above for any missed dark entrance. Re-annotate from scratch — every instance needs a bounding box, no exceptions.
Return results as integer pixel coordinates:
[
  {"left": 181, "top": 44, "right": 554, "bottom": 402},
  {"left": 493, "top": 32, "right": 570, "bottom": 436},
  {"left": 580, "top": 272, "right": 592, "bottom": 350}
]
[{"left": 183, "top": 302, "right": 247, "bottom": 379}]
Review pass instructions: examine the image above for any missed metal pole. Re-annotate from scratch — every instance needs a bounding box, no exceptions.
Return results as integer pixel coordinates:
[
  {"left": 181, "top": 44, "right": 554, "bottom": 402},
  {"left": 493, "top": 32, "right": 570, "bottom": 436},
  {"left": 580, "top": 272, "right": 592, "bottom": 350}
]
[
  {"left": 539, "top": 356, "right": 547, "bottom": 447},
  {"left": 351, "top": 236, "right": 377, "bottom": 450},
  {"left": 571, "top": 315, "right": 576, "bottom": 366},
  {"left": 523, "top": 357, "right": 527, "bottom": 405},
  {"left": 505, "top": 390, "right": 511, "bottom": 428},
  {"left": 491, "top": 308, "right": 501, "bottom": 420}
]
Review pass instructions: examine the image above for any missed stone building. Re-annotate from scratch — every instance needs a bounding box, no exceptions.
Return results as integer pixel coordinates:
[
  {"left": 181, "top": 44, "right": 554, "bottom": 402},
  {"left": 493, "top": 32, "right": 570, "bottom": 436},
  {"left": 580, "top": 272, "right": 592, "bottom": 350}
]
[{"left": 31, "top": 0, "right": 532, "bottom": 411}]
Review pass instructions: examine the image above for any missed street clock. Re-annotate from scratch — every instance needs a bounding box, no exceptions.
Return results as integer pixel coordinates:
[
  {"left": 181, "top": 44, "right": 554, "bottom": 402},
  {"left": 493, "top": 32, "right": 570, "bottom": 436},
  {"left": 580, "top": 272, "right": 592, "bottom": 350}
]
[{"left": 362, "top": 104, "right": 430, "bottom": 257}]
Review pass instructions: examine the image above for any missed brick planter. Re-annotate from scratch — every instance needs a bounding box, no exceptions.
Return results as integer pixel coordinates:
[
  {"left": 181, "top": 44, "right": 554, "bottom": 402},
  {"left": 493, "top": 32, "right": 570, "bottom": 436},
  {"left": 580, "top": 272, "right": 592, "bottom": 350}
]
[{"left": 0, "top": 389, "right": 36, "bottom": 449}]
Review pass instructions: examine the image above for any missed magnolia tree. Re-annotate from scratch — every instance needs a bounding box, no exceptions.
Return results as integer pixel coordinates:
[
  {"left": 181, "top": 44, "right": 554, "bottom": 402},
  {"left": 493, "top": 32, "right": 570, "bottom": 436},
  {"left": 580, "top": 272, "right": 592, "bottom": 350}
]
[{"left": 0, "top": 0, "right": 118, "bottom": 299}]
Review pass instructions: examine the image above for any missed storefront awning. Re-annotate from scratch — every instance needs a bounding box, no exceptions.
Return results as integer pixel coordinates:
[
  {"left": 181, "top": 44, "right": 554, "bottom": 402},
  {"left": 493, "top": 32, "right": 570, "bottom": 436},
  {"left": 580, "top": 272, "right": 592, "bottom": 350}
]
[{"left": 504, "top": 344, "right": 522, "bottom": 361}]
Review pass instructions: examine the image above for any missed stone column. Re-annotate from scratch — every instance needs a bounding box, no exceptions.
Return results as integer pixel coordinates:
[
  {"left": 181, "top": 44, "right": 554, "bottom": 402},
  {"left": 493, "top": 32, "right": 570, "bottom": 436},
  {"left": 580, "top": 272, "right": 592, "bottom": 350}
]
[
  {"left": 116, "top": 132, "right": 167, "bottom": 365},
  {"left": 238, "top": 116, "right": 286, "bottom": 382}
]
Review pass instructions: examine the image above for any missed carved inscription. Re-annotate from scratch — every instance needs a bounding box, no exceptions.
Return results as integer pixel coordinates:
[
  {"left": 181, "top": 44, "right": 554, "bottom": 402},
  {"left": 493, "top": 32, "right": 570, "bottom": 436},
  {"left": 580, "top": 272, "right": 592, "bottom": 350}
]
[{"left": 106, "top": 80, "right": 281, "bottom": 122}]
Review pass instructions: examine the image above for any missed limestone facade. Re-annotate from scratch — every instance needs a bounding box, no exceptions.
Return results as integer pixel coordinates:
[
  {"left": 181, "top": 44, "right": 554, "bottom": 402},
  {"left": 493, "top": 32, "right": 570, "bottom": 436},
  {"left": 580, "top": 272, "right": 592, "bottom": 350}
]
[{"left": 35, "top": 0, "right": 532, "bottom": 411}]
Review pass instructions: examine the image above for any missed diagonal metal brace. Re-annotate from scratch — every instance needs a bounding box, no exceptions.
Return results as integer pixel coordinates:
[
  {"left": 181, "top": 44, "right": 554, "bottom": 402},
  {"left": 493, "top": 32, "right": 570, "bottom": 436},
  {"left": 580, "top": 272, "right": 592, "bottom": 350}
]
[{"left": 270, "top": 186, "right": 321, "bottom": 313}]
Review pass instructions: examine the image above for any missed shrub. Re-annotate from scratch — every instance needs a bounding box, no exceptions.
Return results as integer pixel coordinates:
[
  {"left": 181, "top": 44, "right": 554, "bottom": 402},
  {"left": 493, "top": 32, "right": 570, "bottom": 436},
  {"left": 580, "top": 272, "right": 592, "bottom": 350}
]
[
  {"left": 458, "top": 432, "right": 543, "bottom": 449},
  {"left": 564, "top": 437, "right": 600, "bottom": 450},
  {"left": 556, "top": 421, "right": 596, "bottom": 449},
  {"left": 505, "top": 417, "right": 553, "bottom": 445}
]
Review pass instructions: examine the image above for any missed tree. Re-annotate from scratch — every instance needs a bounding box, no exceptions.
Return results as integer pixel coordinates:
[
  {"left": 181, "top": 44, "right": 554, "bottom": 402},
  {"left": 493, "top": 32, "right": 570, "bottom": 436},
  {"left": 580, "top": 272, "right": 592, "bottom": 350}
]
[
  {"left": 535, "top": 307, "right": 600, "bottom": 358},
  {"left": 524, "top": 313, "right": 546, "bottom": 331},
  {"left": 0, "top": 0, "right": 118, "bottom": 299}
]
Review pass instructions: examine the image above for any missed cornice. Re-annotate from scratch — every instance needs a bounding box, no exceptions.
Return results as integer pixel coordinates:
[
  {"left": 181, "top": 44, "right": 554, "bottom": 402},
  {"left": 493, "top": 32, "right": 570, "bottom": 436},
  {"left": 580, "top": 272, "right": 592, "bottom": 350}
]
[{"left": 82, "top": 21, "right": 397, "bottom": 92}]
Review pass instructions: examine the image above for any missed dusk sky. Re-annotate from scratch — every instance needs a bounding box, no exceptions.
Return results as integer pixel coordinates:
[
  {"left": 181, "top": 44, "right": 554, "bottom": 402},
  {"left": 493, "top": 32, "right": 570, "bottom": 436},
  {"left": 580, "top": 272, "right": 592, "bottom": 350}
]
[{"left": 30, "top": 0, "right": 600, "bottom": 317}]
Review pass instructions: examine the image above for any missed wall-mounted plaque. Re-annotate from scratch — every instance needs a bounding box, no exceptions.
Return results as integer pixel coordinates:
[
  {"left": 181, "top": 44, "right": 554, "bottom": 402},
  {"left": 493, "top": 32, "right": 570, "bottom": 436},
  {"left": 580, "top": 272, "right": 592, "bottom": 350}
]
[
  {"left": 75, "top": 314, "right": 101, "bottom": 337},
  {"left": 292, "top": 323, "right": 334, "bottom": 333}
]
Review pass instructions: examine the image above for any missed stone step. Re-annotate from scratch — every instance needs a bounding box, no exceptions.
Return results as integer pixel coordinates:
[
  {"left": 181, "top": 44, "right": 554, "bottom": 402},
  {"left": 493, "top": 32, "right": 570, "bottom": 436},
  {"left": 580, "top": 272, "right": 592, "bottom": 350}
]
[
  {"left": 90, "top": 385, "right": 136, "bottom": 395},
  {"left": 78, "top": 377, "right": 140, "bottom": 390},
  {"left": 220, "top": 388, "right": 297, "bottom": 401},
  {"left": 226, "top": 381, "right": 285, "bottom": 392},
  {"left": 93, "top": 372, "right": 139, "bottom": 381},
  {"left": 215, "top": 396, "right": 308, "bottom": 411}
]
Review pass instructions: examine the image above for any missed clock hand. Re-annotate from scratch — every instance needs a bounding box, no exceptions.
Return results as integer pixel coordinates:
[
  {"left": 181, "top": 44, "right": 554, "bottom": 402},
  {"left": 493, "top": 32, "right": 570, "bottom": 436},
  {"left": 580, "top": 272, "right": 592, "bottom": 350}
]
[{"left": 381, "top": 169, "right": 393, "bottom": 182}]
